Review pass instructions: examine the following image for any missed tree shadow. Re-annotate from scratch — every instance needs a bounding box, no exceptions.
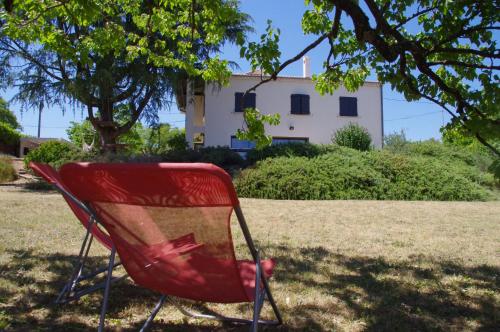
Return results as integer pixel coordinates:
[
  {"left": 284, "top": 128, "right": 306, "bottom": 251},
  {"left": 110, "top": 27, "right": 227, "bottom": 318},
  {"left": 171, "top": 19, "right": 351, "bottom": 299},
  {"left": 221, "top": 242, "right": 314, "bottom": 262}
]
[
  {"left": 268, "top": 245, "right": 499, "bottom": 331},
  {"left": 0, "top": 247, "right": 498, "bottom": 331}
]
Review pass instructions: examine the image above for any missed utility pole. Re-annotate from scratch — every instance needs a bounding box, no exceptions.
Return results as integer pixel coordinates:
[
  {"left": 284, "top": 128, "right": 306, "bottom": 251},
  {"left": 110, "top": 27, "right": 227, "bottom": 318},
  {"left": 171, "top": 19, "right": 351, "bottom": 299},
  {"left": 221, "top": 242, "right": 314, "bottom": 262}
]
[{"left": 37, "top": 103, "right": 42, "bottom": 138}]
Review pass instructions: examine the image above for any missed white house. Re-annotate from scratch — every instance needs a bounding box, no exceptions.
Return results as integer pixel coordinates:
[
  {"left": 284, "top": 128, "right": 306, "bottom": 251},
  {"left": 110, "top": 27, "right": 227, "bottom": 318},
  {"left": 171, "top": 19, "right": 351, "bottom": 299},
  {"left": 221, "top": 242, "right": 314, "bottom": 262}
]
[{"left": 183, "top": 57, "right": 383, "bottom": 152}]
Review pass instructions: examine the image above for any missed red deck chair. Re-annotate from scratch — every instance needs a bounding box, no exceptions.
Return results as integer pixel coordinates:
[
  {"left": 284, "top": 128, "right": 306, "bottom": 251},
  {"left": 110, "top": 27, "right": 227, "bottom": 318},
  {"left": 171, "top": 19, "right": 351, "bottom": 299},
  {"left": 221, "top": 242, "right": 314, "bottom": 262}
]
[
  {"left": 59, "top": 162, "right": 282, "bottom": 331},
  {"left": 29, "top": 162, "right": 125, "bottom": 303}
]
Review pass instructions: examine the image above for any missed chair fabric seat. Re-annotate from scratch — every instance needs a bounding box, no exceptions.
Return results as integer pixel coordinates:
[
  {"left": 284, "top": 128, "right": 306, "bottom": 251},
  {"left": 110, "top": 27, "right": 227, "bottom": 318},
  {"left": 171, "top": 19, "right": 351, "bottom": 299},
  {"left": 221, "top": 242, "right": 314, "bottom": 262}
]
[
  {"left": 238, "top": 259, "right": 275, "bottom": 301},
  {"left": 59, "top": 163, "right": 278, "bottom": 304},
  {"left": 29, "top": 162, "right": 113, "bottom": 249}
]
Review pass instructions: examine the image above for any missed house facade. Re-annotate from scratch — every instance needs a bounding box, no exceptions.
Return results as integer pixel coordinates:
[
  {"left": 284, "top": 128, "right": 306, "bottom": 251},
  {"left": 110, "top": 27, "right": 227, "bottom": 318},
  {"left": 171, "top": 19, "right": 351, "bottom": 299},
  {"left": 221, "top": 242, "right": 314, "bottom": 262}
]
[
  {"left": 19, "top": 137, "right": 69, "bottom": 157},
  {"left": 183, "top": 57, "right": 383, "bottom": 152}
]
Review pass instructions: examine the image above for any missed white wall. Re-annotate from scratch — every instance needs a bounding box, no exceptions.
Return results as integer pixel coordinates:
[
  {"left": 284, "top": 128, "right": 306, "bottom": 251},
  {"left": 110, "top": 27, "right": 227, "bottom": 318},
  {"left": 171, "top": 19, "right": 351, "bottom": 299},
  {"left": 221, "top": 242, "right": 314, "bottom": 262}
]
[{"left": 186, "top": 75, "right": 383, "bottom": 148}]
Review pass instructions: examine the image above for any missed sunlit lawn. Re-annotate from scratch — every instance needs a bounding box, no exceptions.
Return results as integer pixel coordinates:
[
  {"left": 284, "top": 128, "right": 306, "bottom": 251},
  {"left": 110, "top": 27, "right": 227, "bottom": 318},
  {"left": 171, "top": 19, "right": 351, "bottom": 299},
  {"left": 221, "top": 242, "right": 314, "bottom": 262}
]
[{"left": 0, "top": 186, "right": 499, "bottom": 331}]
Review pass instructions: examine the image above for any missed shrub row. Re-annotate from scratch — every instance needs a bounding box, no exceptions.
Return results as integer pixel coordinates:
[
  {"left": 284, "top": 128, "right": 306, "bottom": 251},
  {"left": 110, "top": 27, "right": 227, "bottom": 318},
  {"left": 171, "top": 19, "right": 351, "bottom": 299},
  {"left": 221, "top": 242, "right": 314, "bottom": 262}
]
[
  {"left": 25, "top": 141, "right": 245, "bottom": 176},
  {"left": 24, "top": 140, "right": 93, "bottom": 170},
  {"left": 93, "top": 146, "right": 245, "bottom": 175},
  {"left": 235, "top": 147, "right": 492, "bottom": 201},
  {"left": 246, "top": 142, "right": 337, "bottom": 164}
]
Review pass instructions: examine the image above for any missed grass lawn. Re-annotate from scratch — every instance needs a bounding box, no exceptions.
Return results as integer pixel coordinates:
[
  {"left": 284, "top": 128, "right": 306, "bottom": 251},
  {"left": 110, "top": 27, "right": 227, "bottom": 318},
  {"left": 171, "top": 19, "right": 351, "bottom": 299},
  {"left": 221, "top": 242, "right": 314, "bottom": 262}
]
[{"left": 0, "top": 187, "right": 499, "bottom": 331}]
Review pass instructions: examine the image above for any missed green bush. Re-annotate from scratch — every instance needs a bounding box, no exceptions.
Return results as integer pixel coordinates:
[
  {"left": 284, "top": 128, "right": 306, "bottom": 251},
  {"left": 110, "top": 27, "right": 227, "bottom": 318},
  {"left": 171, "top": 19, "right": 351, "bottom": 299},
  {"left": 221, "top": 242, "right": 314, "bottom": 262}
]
[
  {"left": 384, "top": 130, "right": 408, "bottom": 152},
  {"left": 333, "top": 123, "right": 372, "bottom": 151},
  {"left": 0, "top": 156, "right": 17, "bottom": 183},
  {"left": 163, "top": 146, "right": 244, "bottom": 174},
  {"left": 0, "top": 122, "right": 21, "bottom": 145},
  {"left": 90, "top": 146, "right": 245, "bottom": 175},
  {"left": 246, "top": 142, "right": 330, "bottom": 164},
  {"left": 235, "top": 147, "right": 491, "bottom": 201},
  {"left": 401, "top": 140, "right": 496, "bottom": 181},
  {"left": 24, "top": 140, "right": 89, "bottom": 170}
]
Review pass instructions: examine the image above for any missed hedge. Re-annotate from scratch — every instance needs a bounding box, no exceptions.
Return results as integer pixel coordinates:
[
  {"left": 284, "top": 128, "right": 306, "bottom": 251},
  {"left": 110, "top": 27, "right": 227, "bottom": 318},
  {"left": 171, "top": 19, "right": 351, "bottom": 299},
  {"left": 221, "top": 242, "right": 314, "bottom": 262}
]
[
  {"left": 235, "top": 147, "right": 491, "bottom": 201},
  {"left": 24, "top": 140, "right": 91, "bottom": 170}
]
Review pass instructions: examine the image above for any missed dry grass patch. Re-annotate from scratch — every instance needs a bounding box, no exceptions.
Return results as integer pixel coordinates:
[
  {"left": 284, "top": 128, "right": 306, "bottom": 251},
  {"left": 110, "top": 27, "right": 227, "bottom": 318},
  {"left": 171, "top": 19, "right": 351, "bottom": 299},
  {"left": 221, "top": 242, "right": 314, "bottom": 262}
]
[{"left": 0, "top": 188, "right": 499, "bottom": 331}]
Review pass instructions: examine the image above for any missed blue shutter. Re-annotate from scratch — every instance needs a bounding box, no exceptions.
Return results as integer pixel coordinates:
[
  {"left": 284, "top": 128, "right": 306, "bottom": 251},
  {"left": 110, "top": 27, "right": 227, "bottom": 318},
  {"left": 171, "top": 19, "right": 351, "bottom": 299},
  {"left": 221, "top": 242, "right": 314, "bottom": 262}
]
[
  {"left": 339, "top": 97, "right": 358, "bottom": 116},
  {"left": 235, "top": 92, "right": 243, "bottom": 112},
  {"left": 244, "top": 93, "right": 256, "bottom": 109},
  {"left": 291, "top": 94, "right": 301, "bottom": 114},
  {"left": 235, "top": 92, "right": 256, "bottom": 112},
  {"left": 301, "top": 95, "right": 310, "bottom": 114}
]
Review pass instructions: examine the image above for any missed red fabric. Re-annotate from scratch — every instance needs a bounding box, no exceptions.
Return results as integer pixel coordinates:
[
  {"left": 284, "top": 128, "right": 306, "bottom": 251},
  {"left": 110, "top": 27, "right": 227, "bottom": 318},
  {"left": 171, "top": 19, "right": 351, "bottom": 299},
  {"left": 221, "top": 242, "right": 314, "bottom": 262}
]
[
  {"left": 238, "top": 259, "right": 276, "bottom": 300},
  {"left": 29, "top": 162, "right": 113, "bottom": 250},
  {"left": 59, "top": 162, "right": 273, "bottom": 303}
]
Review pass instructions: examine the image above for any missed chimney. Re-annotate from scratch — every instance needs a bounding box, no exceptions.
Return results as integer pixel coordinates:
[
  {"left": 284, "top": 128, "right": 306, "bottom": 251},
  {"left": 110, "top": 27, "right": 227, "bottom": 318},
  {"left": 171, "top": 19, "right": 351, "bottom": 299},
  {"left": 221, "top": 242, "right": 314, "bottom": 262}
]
[{"left": 302, "top": 56, "right": 311, "bottom": 78}]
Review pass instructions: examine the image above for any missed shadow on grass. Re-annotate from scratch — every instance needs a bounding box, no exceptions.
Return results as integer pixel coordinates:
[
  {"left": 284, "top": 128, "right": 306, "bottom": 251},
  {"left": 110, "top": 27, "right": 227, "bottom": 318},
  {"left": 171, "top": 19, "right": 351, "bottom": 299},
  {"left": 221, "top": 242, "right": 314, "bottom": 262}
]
[{"left": 0, "top": 247, "right": 498, "bottom": 331}]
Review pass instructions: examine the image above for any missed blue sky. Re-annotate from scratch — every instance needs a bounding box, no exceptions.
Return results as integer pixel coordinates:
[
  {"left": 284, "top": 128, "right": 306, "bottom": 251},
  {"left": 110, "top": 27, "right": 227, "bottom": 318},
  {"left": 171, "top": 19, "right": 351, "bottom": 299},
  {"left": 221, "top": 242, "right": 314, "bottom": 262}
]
[{"left": 3, "top": 0, "right": 450, "bottom": 141}]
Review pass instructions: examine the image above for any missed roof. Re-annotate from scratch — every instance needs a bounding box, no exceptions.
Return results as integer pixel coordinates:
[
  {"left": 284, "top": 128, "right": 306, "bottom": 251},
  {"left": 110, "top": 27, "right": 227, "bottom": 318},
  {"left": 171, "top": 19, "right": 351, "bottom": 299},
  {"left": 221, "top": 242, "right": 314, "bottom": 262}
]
[
  {"left": 20, "top": 137, "right": 70, "bottom": 144},
  {"left": 231, "top": 73, "right": 381, "bottom": 85}
]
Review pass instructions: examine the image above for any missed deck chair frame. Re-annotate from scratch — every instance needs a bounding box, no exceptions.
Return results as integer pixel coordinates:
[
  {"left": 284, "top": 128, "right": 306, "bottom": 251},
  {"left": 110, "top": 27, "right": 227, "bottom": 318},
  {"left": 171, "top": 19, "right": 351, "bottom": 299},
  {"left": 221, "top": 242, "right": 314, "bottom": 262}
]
[
  {"left": 29, "top": 162, "right": 126, "bottom": 304},
  {"left": 56, "top": 180, "right": 283, "bottom": 332},
  {"left": 49, "top": 182, "right": 127, "bottom": 304}
]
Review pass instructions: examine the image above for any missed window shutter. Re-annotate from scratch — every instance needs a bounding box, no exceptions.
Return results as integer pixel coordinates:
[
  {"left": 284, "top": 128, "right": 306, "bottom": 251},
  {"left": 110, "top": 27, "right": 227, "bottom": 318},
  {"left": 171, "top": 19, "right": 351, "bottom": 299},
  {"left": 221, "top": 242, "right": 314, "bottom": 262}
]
[
  {"left": 301, "top": 95, "right": 310, "bottom": 114},
  {"left": 339, "top": 97, "right": 358, "bottom": 116},
  {"left": 235, "top": 92, "right": 256, "bottom": 112},
  {"left": 245, "top": 93, "right": 256, "bottom": 109},
  {"left": 291, "top": 94, "right": 301, "bottom": 114},
  {"left": 234, "top": 92, "right": 243, "bottom": 112}
]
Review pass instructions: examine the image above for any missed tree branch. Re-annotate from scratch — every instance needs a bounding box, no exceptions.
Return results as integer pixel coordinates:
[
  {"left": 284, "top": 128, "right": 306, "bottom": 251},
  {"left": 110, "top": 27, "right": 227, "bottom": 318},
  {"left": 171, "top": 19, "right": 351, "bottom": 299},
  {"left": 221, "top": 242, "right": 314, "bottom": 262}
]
[
  {"left": 117, "top": 87, "right": 156, "bottom": 135},
  {"left": 428, "top": 60, "right": 500, "bottom": 70},
  {"left": 430, "top": 47, "right": 500, "bottom": 59},
  {"left": 393, "top": 6, "right": 438, "bottom": 29},
  {"left": 245, "top": 32, "right": 329, "bottom": 94},
  {"left": 4, "top": 40, "right": 63, "bottom": 81}
]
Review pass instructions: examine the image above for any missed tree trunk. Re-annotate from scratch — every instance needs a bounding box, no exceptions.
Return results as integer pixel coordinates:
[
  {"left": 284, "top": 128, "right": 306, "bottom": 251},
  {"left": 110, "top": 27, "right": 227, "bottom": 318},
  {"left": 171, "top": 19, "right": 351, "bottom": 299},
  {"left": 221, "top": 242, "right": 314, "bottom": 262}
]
[
  {"left": 91, "top": 102, "right": 120, "bottom": 153},
  {"left": 98, "top": 127, "right": 118, "bottom": 153}
]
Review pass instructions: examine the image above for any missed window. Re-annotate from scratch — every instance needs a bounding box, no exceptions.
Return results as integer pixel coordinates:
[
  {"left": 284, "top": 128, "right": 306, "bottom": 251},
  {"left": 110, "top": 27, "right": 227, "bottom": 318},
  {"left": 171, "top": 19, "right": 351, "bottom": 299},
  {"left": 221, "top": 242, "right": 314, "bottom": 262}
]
[
  {"left": 339, "top": 97, "right": 358, "bottom": 116},
  {"left": 234, "top": 92, "right": 256, "bottom": 112},
  {"left": 272, "top": 137, "right": 309, "bottom": 145},
  {"left": 193, "top": 133, "right": 205, "bottom": 149},
  {"left": 291, "top": 94, "right": 310, "bottom": 114},
  {"left": 230, "top": 136, "right": 256, "bottom": 150}
]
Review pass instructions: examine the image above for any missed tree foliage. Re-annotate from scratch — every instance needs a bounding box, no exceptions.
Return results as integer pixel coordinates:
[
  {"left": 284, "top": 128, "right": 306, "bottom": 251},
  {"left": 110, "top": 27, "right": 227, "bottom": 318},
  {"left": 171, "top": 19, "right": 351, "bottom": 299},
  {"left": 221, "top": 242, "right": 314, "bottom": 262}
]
[
  {"left": 0, "top": 96, "right": 21, "bottom": 145},
  {"left": 67, "top": 118, "right": 186, "bottom": 154},
  {"left": 144, "top": 123, "right": 187, "bottom": 154},
  {"left": 241, "top": 0, "right": 499, "bottom": 155},
  {"left": 236, "top": 107, "right": 280, "bottom": 149},
  {"left": 0, "top": 97, "right": 20, "bottom": 129},
  {"left": 0, "top": 0, "right": 250, "bottom": 150}
]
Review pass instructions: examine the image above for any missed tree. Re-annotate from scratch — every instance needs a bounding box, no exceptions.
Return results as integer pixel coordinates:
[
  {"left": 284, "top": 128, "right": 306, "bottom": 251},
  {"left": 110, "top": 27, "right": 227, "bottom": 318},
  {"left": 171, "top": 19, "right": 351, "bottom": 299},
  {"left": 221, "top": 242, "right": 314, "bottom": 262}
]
[
  {"left": 67, "top": 119, "right": 187, "bottom": 154},
  {"left": 0, "top": 0, "right": 250, "bottom": 151},
  {"left": 241, "top": 0, "right": 499, "bottom": 155},
  {"left": 144, "top": 123, "right": 187, "bottom": 154},
  {"left": 67, "top": 120, "right": 98, "bottom": 149},
  {"left": 67, "top": 117, "right": 146, "bottom": 154},
  {"left": 0, "top": 97, "right": 20, "bottom": 130},
  {"left": 0, "top": 96, "right": 21, "bottom": 146}
]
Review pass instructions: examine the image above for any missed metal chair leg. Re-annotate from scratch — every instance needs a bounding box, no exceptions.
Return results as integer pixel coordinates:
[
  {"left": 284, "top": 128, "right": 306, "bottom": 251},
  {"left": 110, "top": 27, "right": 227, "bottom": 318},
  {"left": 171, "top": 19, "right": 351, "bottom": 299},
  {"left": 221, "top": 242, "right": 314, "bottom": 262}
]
[
  {"left": 98, "top": 246, "right": 116, "bottom": 332},
  {"left": 139, "top": 295, "right": 167, "bottom": 332},
  {"left": 251, "top": 250, "right": 264, "bottom": 332},
  {"left": 56, "top": 217, "right": 95, "bottom": 303}
]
